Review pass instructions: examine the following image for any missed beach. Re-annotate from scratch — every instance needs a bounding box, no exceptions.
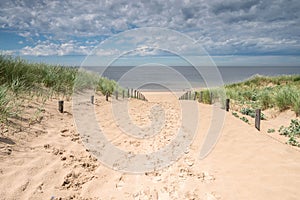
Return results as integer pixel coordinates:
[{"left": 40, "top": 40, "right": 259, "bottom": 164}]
[
  {"left": 1, "top": 0, "right": 300, "bottom": 199},
  {"left": 1, "top": 91, "right": 300, "bottom": 200}
]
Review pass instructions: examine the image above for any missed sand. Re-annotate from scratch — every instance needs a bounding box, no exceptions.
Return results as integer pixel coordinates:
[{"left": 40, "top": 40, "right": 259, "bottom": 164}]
[{"left": 1, "top": 91, "right": 300, "bottom": 200}]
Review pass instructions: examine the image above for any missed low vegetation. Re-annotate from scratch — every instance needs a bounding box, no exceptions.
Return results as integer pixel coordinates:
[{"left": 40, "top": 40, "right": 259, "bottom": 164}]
[
  {"left": 231, "top": 112, "right": 250, "bottom": 124},
  {"left": 225, "top": 75, "right": 300, "bottom": 116},
  {"left": 267, "top": 128, "right": 275, "bottom": 133},
  {"left": 0, "top": 55, "right": 119, "bottom": 126},
  {"left": 199, "top": 74, "right": 300, "bottom": 116},
  {"left": 240, "top": 107, "right": 266, "bottom": 120},
  {"left": 200, "top": 75, "right": 300, "bottom": 147},
  {"left": 279, "top": 119, "right": 300, "bottom": 146}
]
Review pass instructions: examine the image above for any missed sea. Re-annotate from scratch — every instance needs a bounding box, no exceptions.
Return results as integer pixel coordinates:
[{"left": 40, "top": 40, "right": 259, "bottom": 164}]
[{"left": 84, "top": 66, "right": 300, "bottom": 91}]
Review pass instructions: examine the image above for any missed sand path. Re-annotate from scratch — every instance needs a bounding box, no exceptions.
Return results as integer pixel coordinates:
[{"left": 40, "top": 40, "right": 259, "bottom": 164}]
[{"left": 0, "top": 92, "right": 300, "bottom": 199}]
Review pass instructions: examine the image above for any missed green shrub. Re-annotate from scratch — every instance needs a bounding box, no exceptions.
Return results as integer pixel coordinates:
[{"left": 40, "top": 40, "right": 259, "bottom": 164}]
[
  {"left": 240, "top": 116, "right": 249, "bottom": 123},
  {"left": 232, "top": 112, "right": 239, "bottom": 118},
  {"left": 278, "top": 119, "right": 300, "bottom": 146},
  {"left": 240, "top": 107, "right": 266, "bottom": 120},
  {"left": 267, "top": 128, "right": 275, "bottom": 133},
  {"left": 240, "top": 107, "right": 255, "bottom": 117}
]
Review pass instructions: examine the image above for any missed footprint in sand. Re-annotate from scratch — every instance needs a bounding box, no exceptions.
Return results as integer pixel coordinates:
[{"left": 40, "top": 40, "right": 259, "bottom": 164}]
[{"left": 115, "top": 175, "right": 125, "bottom": 190}]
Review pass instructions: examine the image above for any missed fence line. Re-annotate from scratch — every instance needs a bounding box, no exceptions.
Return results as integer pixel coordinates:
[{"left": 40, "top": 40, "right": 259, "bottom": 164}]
[{"left": 178, "top": 93, "right": 264, "bottom": 131}]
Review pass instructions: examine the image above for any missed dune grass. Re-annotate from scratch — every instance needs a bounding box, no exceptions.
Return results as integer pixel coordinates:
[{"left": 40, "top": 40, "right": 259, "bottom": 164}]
[
  {"left": 198, "top": 74, "right": 300, "bottom": 146},
  {"left": 226, "top": 75, "right": 300, "bottom": 116},
  {"left": 0, "top": 55, "right": 119, "bottom": 126},
  {"left": 199, "top": 74, "right": 300, "bottom": 116}
]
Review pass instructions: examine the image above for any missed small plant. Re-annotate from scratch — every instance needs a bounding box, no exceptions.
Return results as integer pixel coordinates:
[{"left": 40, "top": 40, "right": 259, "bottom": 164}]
[
  {"left": 287, "top": 136, "right": 300, "bottom": 147},
  {"left": 278, "top": 119, "right": 300, "bottom": 146},
  {"left": 241, "top": 107, "right": 255, "bottom": 117},
  {"left": 232, "top": 112, "right": 239, "bottom": 118},
  {"left": 240, "top": 107, "right": 266, "bottom": 120},
  {"left": 267, "top": 128, "right": 275, "bottom": 133},
  {"left": 240, "top": 116, "right": 249, "bottom": 124}
]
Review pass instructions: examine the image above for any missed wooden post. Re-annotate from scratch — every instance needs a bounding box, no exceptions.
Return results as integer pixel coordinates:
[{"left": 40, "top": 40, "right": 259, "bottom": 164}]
[
  {"left": 210, "top": 92, "right": 213, "bottom": 104},
  {"left": 185, "top": 92, "right": 188, "bottom": 100},
  {"left": 131, "top": 89, "right": 133, "bottom": 98},
  {"left": 194, "top": 92, "right": 197, "bottom": 101},
  {"left": 115, "top": 90, "right": 118, "bottom": 100},
  {"left": 134, "top": 90, "right": 137, "bottom": 98},
  {"left": 58, "top": 100, "right": 64, "bottom": 113},
  {"left": 106, "top": 91, "right": 109, "bottom": 101},
  {"left": 91, "top": 95, "right": 94, "bottom": 104},
  {"left": 255, "top": 109, "right": 261, "bottom": 131},
  {"left": 225, "top": 99, "right": 230, "bottom": 111},
  {"left": 122, "top": 90, "right": 125, "bottom": 99},
  {"left": 127, "top": 89, "right": 130, "bottom": 98},
  {"left": 199, "top": 91, "right": 203, "bottom": 103}
]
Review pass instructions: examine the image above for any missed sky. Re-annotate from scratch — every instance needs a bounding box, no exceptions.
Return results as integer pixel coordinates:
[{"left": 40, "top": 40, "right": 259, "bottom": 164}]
[{"left": 0, "top": 0, "right": 300, "bottom": 67}]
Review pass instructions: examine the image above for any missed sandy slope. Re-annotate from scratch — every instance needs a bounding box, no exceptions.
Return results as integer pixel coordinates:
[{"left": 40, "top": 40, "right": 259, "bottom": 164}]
[{"left": 0, "top": 92, "right": 300, "bottom": 200}]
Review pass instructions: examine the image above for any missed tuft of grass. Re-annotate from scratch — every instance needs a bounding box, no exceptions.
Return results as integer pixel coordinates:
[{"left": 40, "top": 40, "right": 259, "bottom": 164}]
[
  {"left": 198, "top": 87, "right": 226, "bottom": 106},
  {"left": 97, "top": 77, "right": 119, "bottom": 95},
  {"left": 202, "top": 90, "right": 212, "bottom": 104},
  {"left": 0, "top": 86, "right": 11, "bottom": 123},
  {"left": 267, "top": 128, "right": 275, "bottom": 133},
  {"left": 291, "top": 91, "right": 300, "bottom": 116},
  {"left": 274, "top": 86, "right": 293, "bottom": 111}
]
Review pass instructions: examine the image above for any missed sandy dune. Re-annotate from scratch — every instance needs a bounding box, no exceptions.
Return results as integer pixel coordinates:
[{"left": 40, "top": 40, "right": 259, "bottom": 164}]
[{"left": 1, "top": 92, "right": 300, "bottom": 200}]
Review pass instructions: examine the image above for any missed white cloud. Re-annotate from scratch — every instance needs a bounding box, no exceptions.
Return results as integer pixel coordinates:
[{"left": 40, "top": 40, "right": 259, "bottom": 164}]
[
  {"left": 0, "top": 0, "right": 299, "bottom": 56},
  {"left": 0, "top": 50, "right": 15, "bottom": 55},
  {"left": 19, "top": 40, "right": 92, "bottom": 56}
]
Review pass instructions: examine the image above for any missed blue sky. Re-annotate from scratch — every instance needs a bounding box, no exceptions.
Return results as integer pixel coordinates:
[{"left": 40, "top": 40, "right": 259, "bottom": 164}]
[{"left": 0, "top": 0, "right": 300, "bottom": 67}]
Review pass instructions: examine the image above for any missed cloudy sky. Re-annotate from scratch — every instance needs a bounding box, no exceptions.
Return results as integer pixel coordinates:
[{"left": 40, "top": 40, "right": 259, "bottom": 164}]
[{"left": 0, "top": 0, "right": 300, "bottom": 66}]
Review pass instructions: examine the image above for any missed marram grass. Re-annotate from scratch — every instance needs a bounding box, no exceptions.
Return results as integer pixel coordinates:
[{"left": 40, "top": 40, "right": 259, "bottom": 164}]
[
  {"left": 0, "top": 55, "right": 120, "bottom": 125},
  {"left": 199, "top": 74, "right": 300, "bottom": 116}
]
